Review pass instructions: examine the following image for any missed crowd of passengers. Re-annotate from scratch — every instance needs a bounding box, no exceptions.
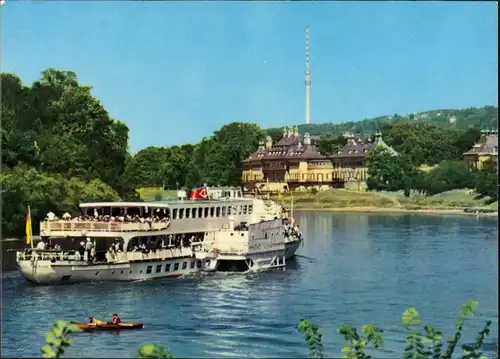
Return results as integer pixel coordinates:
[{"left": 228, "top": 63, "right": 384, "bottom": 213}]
[{"left": 43, "top": 209, "right": 171, "bottom": 223}]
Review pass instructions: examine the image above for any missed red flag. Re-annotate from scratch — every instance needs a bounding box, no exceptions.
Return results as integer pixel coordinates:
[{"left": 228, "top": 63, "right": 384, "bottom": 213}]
[{"left": 190, "top": 187, "right": 209, "bottom": 200}]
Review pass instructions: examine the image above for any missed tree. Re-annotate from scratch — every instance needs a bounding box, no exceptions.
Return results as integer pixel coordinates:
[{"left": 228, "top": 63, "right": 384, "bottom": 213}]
[
  {"left": 365, "top": 146, "right": 419, "bottom": 197},
  {"left": 1, "top": 166, "right": 119, "bottom": 237},
  {"left": 422, "top": 161, "right": 476, "bottom": 195},
  {"left": 475, "top": 168, "right": 498, "bottom": 201},
  {"left": 316, "top": 134, "right": 347, "bottom": 156}
]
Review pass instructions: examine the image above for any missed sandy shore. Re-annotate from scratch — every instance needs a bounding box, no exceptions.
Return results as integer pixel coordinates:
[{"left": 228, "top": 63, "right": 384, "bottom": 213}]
[{"left": 294, "top": 206, "right": 498, "bottom": 217}]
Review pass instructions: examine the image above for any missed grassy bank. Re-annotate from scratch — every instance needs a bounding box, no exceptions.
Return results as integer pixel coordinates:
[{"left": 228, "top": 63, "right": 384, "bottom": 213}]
[{"left": 271, "top": 189, "right": 498, "bottom": 216}]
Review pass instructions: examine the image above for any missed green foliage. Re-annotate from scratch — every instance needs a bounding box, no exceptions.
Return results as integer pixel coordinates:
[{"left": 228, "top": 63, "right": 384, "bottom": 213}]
[
  {"left": 137, "top": 344, "right": 175, "bottom": 358},
  {"left": 297, "top": 318, "right": 324, "bottom": 358},
  {"left": 1, "top": 166, "right": 119, "bottom": 237},
  {"left": 365, "top": 146, "right": 419, "bottom": 197},
  {"left": 337, "top": 323, "right": 383, "bottom": 359},
  {"left": 316, "top": 134, "right": 348, "bottom": 156},
  {"left": 40, "top": 321, "right": 81, "bottom": 358},
  {"left": 1, "top": 70, "right": 131, "bottom": 236},
  {"left": 474, "top": 168, "right": 498, "bottom": 200},
  {"left": 270, "top": 106, "right": 497, "bottom": 138},
  {"left": 422, "top": 161, "right": 476, "bottom": 195}
]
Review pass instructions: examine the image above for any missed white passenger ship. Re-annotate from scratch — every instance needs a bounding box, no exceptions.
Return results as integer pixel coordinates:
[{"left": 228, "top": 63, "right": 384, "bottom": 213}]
[{"left": 15, "top": 187, "right": 303, "bottom": 285}]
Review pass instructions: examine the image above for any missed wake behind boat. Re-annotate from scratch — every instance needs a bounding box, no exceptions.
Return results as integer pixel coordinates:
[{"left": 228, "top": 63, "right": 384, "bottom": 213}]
[{"left": 15, "top": 186, "right": 303, "bottom": 285}]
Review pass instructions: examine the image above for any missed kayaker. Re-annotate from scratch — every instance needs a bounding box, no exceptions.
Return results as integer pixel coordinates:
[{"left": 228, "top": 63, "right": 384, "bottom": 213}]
[
  {"left": 88, "top": 315, "right": 97, "bottom": 326},
  {"left": 111, "top": 312, "right": 121, "bottom": 325}
]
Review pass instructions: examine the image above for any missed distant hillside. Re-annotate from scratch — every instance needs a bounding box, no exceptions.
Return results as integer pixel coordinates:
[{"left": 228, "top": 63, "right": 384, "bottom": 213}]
[{"left": 268, "top": 105, "right": 498, "bottom": 137}]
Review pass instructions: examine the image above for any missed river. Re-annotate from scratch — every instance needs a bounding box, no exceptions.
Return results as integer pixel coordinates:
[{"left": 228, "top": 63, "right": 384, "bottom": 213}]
[{"left": 1, "top": 212, "right": 498, "bottom": 358}]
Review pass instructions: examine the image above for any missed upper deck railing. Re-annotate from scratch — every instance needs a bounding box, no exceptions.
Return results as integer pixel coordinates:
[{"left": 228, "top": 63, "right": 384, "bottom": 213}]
[{"left": 40, "top": 220, "right": 170, "bottom": 233}]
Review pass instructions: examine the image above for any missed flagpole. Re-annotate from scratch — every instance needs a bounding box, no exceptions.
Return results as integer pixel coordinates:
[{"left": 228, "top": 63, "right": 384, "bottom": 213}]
[{"left": 28, "top": 205, "right": 34, "bottom": 249}]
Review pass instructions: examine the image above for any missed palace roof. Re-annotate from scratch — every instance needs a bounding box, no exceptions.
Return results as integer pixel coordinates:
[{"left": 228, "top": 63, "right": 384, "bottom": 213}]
[{"left": 463, "top": 132, "right": 498, "bottom": 156}]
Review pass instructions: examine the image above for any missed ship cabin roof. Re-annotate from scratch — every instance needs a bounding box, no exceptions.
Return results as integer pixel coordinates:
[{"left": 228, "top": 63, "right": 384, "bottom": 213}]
[{"left": 80, "top": 198, "right": 252, "bottom": 211}]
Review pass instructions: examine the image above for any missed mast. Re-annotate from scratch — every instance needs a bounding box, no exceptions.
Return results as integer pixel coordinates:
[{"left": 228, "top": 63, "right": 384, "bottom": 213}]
[{"left": 305, "top": 26, "right": 311, "bottom": 125}]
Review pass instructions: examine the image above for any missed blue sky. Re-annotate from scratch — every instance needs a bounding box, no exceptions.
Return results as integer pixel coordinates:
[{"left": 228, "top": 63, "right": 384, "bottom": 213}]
[{"left": 1, "top": 1, "right": 497, "bottom": 153}]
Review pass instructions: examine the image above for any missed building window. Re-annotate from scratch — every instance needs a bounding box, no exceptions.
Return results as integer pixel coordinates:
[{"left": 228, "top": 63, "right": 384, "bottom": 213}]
[
  {"left": 248, "top": 205, "right": 253, "bottom": 214},
  {"left": 216, "top": 207, "right": 221, "bottom": 217}
]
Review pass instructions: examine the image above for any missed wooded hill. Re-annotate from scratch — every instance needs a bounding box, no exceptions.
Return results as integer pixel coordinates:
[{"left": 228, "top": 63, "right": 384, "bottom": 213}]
[{"left": 267, "top": 106, "right": 498, "bottom": 138}]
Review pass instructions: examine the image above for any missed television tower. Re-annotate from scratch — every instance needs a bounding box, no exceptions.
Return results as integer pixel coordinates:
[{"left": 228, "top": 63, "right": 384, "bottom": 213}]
[{"left": 304, "top": 26, "right": 311, "bottom": 124}]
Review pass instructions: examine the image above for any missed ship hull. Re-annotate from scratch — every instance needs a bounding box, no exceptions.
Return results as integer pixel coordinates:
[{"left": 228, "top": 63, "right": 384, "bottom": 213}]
[
  {"left": 18, "top": 257, "right": 218, "bottom": 285},
  {"left": 285, "top": 238, "right": 302, "bottom": 259}
]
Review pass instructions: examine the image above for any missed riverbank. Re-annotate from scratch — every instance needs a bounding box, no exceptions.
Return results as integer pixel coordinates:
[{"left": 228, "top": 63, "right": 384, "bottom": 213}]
[
  {"left": 293, "top": 206, "right": 498, "bottom": 217},
  {"left": 271, "top": 189, "right": 498, "bottom": 218}
]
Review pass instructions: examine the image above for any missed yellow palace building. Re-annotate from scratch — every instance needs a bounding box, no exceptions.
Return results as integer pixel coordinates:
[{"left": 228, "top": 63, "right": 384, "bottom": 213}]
[
  {"left": 463, "top": 129, "right": 498, "bottom": 170},
  {"left": 242, "top": 126, "right": 396, "bottom": 193}
]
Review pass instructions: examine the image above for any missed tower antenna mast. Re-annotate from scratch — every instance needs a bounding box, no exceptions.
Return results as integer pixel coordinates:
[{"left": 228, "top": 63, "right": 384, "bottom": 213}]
[{"left": 305, "top": 26, "right": 311, "bottom": 125}]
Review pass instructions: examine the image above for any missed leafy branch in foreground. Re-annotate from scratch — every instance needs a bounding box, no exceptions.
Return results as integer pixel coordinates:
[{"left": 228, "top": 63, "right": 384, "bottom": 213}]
[
  {"left": 40, "top": 321, "right": 81, "bottom": 358},
  {"left": 41, "top": 301, "right": 492, "bottom": 359},
  {"left": 297, "top": 318, "right": 324, "bottom": 358}
]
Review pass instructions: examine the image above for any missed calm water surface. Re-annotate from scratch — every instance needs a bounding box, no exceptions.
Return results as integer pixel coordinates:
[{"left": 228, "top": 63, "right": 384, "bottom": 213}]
[{"left": 1, "top": 213, "right": 498, "bottom": 358}]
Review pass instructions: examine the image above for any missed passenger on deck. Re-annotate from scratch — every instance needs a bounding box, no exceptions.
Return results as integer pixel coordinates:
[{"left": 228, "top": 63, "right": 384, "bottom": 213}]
[
  {"left": 111, "top": 313, "right": 121, "bottom": 325},
  {"left": 88, "top": 315, "right": 97, "bottom": 326},
  {"left": 85, "top": 238, "right": 94, "bottom": 261},
  {"left": 78, "top": 242, "right": 86, "bottom": 258},
  {"left": 36, "top": 239, "right": 46, "bottom": 250}
]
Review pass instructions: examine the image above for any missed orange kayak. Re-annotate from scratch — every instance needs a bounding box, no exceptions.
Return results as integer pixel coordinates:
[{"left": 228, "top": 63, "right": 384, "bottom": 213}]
[{"left": 71, "top": 321, "right": 144, "bottom": 330}]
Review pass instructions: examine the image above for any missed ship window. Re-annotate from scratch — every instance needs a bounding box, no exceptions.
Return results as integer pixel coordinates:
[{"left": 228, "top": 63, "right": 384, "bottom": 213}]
[
  {"left": 216, "top": 207, "right": 221, "bottom": 217},
  {"left": 238, "top": 206, "right": 242, "bottom": 215},
  {"left": 190, "top": 261, "right": 195, "bottom": 269},
  {"left": 191, "top": 208, "right": 196, "bottom": 218},
  {"left": 172, "top": 209, "right": 178, "bottom": 219},
  {"left": 182, "top": 262, "right": 187, "bottom": 270},
  {"left": 248, "top": 205, "right": 253, "bottom": 214},
  {"left": 197, "top": 260, "right": 202, "bottom": 268},
  {"left": 210, "top": 207, "right": 215, "bottom": 217},
  {"left": 185, "top": 208, "right": 190, "bottom": 218},
  {"left": 165, "top": 263, "right": 171, "bottom": 272},
  {"left": 146, "top": 266, "right": 153, "bottom": 274},
  {"left": 243, "top": 205, "right": 247, "bottom": 214},
  {"left": 198, "top": 207, "right": 203, "bottom": 218},
  {"left": 265, "top": 232, "right": 268, "bottom": 239},
  {"left": 222, "top": 206, "right": 227, "bottom": 216},
  {"left": 179, "top": 208, "right": 184, "bottom": 219},
  {"left": 156, "top": 265, "right": 162, "bottom": 273},
  {"left": 174, "top": 263, "right": 179, "bottom": 271},
  {"left": 204, "top": 207, "right": 209, "bottom": 217}
]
